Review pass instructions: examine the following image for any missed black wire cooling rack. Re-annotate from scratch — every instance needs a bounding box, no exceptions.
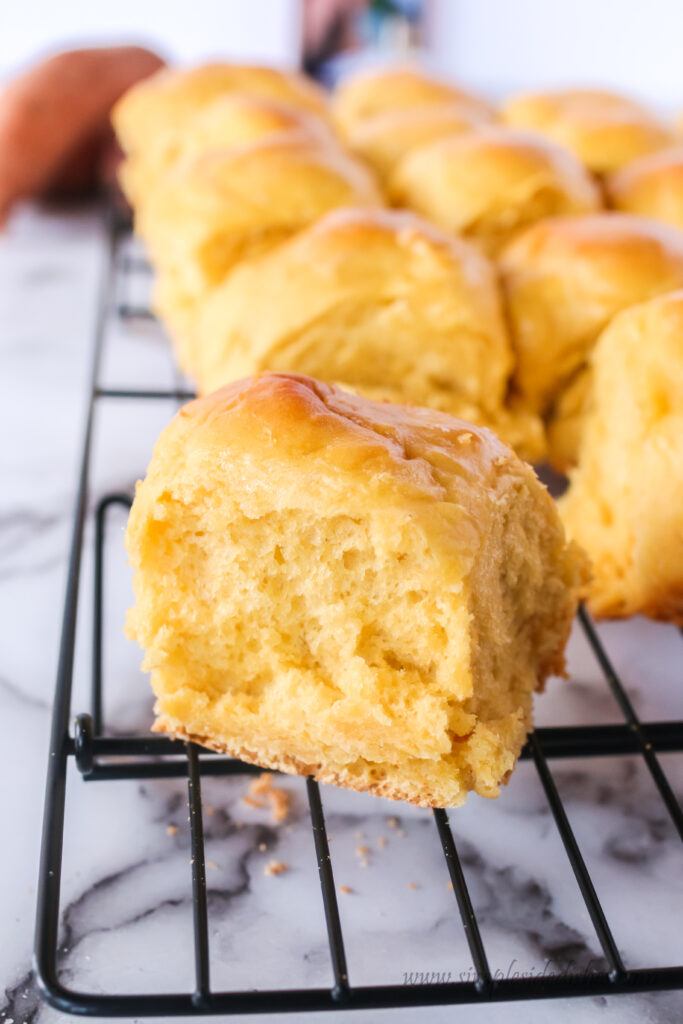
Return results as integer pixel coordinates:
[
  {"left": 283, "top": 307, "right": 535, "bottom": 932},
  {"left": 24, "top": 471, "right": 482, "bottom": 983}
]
[{"left": 34, "top": 206, "right": 683, "bottom": 1017}]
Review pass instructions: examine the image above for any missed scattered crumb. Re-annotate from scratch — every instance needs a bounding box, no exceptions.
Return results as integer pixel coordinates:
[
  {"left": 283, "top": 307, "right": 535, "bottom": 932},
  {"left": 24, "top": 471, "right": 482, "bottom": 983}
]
[
  {"left": 356, "top": 845, "right": 369, "bottom": 857},
  {"left": 397, "top": 829, "right": 406, "bottom": 838},
  {"left": 387, "top": 816, "right": 399, "bottom": 829},
  {"left": 377, "top": 835, "right": 387, "bottom": 850},
  {"left": 206, "top": 860, "right": 218, "bottom": 870},
  {"left": 242, "top": 794, "right": 264, "bottom": 809},
  {"left": 338, "top": 885, "right": 353, "bottom": 895},
  {"left": 258, "top": 842, "right": 267, "bottom": 852},
  {"left": 244, "top": 773, "right": 291, "bottom": 823},
  {"left": 408, "top": 882, "right": 418, "bottom": 890},
  {"left": 190, "top": 858, "right": 194, "bottom": 865},
  {"left": 353, "top": 829, "right": 364, "bottom": 840},
  {"left": 250, "top": 772, "right": 273, "bottom": 796},
  {"left": 446, "top": 882, "right": 453, "bottom": 891},
  {"left": 205, "top": 805, "right": 215, "bottom": 816},
  {"left": 269, "top": 787, "right": 290, "bottom": 823},
  {"left": 166, "top": 825, "right": 178, "bottom": 836},
  {"left": 264, "top": 859, "right": 288, "bottom": 876}
]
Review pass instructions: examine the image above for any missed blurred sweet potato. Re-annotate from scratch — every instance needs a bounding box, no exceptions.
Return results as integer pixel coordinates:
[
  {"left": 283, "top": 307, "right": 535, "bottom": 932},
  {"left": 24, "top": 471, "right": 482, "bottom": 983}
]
[{"left": 0, "top": 45, "right": 164, "bottom": 222}]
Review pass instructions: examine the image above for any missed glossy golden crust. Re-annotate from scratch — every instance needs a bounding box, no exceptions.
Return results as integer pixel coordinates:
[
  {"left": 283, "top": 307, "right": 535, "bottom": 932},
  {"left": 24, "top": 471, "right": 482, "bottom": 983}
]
[
  {"left": 126, "top": 373, "right": 582, "bottom": 807},
  {"left": 136, "top": 138, "right": 382, "bottom": 372},
  {"left": 119, "top": 93, "right": 338, "bottom": 206},
  {"left": 560, "top": 292, "right": 683, "bottom": 623},
  {"left": 389, "top": 126, "right": 601, "bottom": 257},
  {"left": 192, "top": 207, "right": 543, "bottom": 458},
  {"left": 501, "top": 88, "right": 673, "bottom": 174},
  {"left": 499, "top": 213, "right": 683, "bottom": 462},
  {"left": 113, "top": 62, "right": 329, "bottom": 156},
  {"left": 332, "top": 65, "right": 493, "bottom": 138},
  {"left": 606, "top": 147, "right": 683, "bottom": 231},
  {"left": 345, "top": 102, "right": 492, "bottom": 183}
]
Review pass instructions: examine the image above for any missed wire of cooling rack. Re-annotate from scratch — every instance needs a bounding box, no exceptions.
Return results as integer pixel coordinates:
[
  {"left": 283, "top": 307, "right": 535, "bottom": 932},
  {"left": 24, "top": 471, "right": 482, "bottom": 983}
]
[{"left": 34, "top": 206, "right": 683, "bottom": 1017}]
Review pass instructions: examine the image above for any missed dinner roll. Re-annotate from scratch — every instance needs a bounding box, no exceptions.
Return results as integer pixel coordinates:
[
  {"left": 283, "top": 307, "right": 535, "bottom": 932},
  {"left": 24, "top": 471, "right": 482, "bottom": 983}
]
[
  {"left": 560, "top": 292, "right": 683, "bottom": 623},
  {"left": 137, "top": 138, "right": 382, "bottom": 371},
  {"left": 606, "top": 146, "right": 683, "bottom": 231},
  {"left": 126, "top": 373, "right": 583, "bottom": 807},
  {"left": 193, "top": 207, "right": 543, "bottom": 458},
  {"left": 120, "top": 93, "right": 338, "bottom": 206},
  {"left": 501, "top": 88, "right": 673, "bottom": 174},
  {"left": 389, "top": 126, "right": 601, "bottom": 257},
  {"left": 345, "top": 102, "right": 493, "bottom": 183},
  {"left": 332, "top": 65, "right": 492, "bottom": 139},
  {"left": 113, "top": 62, "right": 329, "bottom": 157},
  {"left": 500, "top": 213, "right": 683, "bottom": 465}
]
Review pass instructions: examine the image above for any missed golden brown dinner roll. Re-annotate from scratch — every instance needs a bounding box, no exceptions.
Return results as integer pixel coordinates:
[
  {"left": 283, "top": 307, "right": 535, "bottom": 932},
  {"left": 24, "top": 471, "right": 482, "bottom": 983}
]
[
  {"left": 606, "top": 146, "right": 683, "bottom": 231},
  {"left": 126, "top": 373, "right": 583, "bottom": 807},
  {"left": 389, "top": 126, "right": 601, "bottom": 257},
  {"left": 501, "top": 88, "right": 673, "bottom": 174},
  {"left": 332, "top": 65, "right": 492, "bottom": 139},
  {"left": 192, "top": 207, "right": 543, "bottom": 458},
  {"left": 137, "top": 138, "right": 382, "bottom": 371},
  {"left": 500, "top": 213, "right": 683, "bottom": 466},
  {"left": 113, "top": 62, "right": 329, "bottom": 156},
  {"left": 120, "top": 93, "right": 338, "bottom": 206},
  {"left": 113, "top": 62, "right": 330, "bottom": 206},
  {"left": 345, "top": 102, "right": 493, "bottom": 183},
  {"left": 560, "top": 292, "right": 683, "bottom": 623}
]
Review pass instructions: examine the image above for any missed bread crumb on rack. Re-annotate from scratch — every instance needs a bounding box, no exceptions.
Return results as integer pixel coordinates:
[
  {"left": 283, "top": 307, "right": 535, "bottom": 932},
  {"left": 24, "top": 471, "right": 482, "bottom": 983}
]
[
  {"left": 243, "top": 772, "right": 292, "bottom": 823},
  {"left": 338, "top": 885, "right": 353, "bottom": 895},
  {"left": 377, "top": 835, "right": 387, "bottom": 849},
  {"left": 387, "top": 816, "right": 399, "bottom": 829},
  {"left": 166, "top": 825, "right": 178, "bottom": 836},
  {"left": 264, "top": 859, "right": 288, "bottom": 876}
]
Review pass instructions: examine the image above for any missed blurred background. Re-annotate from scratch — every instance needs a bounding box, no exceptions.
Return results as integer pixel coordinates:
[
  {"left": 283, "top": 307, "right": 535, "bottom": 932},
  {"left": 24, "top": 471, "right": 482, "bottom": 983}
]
[{"left": 1, "top": 0, "right": 681, "bottom": 104}]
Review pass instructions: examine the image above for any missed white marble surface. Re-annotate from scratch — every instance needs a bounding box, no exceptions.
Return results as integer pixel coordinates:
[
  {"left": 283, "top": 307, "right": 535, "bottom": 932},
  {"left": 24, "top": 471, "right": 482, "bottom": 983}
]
[{"left": 1, "top": 204, "right": 683, "bottom": 1024}]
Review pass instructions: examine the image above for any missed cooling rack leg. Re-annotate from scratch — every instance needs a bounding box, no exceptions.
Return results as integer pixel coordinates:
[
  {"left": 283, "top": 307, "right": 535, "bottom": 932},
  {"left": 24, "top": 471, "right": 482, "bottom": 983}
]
[
  {"left": 305, "top": 778, "right": 349, "bottom": 1001},
  {"left": 433, "top": 809, "right": 492, "bottom": 994},
  {"left": 187, "top": 743, "right": 211, "bottom": 1008}
]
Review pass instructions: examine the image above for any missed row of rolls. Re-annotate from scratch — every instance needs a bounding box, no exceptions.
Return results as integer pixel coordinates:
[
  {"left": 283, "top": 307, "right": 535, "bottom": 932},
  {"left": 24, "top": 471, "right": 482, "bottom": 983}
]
[{"left": 113, "top": 62, "right": 683, "bottom": 626}]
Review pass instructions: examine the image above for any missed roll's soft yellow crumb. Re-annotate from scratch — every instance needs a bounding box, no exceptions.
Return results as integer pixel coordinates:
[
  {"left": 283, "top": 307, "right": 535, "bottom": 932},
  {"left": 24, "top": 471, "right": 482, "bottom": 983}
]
[
  {"left": 125, "top": 373, "right": 583, "bottom": 808},
  {"left": 560, "top": 291, "right": 683, "bottom": 623},
  {"left": 389, "top": 126, "right": 601, "bottom": 257},
  {"left": 192, "top": 207, "right": 544, "bottom": 459},
  {"left": 501, "top": 88, "right": 673, "bottom": 174}
]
